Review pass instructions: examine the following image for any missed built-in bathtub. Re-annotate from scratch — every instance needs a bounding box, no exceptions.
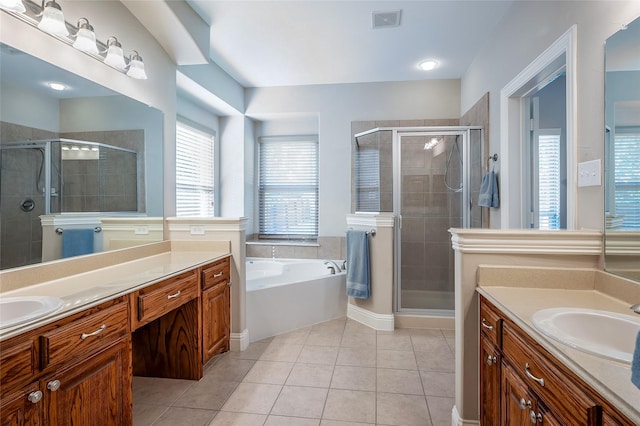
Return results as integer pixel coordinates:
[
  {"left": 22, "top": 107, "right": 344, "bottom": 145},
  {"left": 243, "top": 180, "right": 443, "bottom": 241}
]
[{"left": 246, "top": 258, "right": 347, "bottom": 342}]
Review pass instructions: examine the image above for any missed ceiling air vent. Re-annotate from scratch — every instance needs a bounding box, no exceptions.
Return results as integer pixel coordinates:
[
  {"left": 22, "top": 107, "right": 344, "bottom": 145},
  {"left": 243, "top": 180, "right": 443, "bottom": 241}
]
[{"left": 372, "top": 10, "right": 401, "bottom": 29}]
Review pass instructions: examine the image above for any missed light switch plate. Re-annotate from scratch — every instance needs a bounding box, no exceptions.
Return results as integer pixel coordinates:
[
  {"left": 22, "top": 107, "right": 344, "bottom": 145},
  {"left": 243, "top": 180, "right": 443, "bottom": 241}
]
[{"left": 578, "top": 159, "right": 601, "bottom": 187}]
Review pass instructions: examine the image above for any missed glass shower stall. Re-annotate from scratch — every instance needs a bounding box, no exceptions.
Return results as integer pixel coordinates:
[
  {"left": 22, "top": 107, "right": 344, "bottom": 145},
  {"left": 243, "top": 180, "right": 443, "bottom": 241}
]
[{"left": 353, "top": 126, "right": 484, "bottom": 315}]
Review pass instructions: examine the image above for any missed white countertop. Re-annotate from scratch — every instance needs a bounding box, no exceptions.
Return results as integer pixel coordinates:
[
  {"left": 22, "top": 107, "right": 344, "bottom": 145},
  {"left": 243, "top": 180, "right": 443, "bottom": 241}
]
[
  {"left": 478, "top": 286, "right": 640, "bottom": 423},
  {"left": 0, "top": 249, "right": 230, "bottom": 341}
]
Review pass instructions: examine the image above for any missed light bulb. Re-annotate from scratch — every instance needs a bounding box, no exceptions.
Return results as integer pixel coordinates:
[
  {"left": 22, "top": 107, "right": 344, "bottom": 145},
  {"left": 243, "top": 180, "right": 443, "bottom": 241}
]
[
  {"left": 0, "top": 0, "right": 26, "bottom": 13},
  {"left": 38, "top": 0, "right": 68, "bottom": 37},
  {"left": 104, "top": 37, "right": 127, "bottom": 70},
  {"left": 72, "top": 18, "right": 98, "bottom": 54},
  {"left": 126, "top": 51, "right": 147, "bottom": 80}
]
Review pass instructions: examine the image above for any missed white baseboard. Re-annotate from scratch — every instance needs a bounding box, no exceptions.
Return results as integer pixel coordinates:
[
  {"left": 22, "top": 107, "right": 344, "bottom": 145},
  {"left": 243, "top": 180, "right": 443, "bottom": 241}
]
[
  {"left": 451, "top": 406, "right": 480, "bottom": 426},
  {"left": 230, "top": 329, "right": 250, "bottom": 351},
  {"left": 347, "top": 303, "right": 394, "bottom": 331}
]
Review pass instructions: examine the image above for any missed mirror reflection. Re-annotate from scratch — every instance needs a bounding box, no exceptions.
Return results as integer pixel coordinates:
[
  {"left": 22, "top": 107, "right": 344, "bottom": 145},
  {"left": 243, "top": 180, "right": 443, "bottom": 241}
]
[
  {"left": 604, "top": 15, "right": 640, "bottom": 282},
  {"left": 0, "top": 43, "right": 164, "bottom": 270}
]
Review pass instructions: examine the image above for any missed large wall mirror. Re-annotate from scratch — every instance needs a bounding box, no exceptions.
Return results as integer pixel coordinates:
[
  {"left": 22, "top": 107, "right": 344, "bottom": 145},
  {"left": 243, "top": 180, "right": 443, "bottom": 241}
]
[
  {"left": 0, "top": 43, "right": 164, "bottom": 270},
  {"left": 604, "top": 16, "right": 640, "bottom": 282}
]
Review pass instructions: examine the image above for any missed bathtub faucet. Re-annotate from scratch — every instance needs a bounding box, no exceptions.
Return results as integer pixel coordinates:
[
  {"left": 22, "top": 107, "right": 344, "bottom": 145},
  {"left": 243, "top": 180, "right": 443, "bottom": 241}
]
[{"left": 324, "top": 261, "right": 342, "bottom": 274}]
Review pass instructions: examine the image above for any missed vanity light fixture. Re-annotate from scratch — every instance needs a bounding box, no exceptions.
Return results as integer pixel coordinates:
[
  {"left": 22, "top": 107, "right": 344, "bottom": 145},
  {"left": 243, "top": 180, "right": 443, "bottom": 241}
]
[
  {"left": 0, "top": 0, "right": 147, "bottom": 79},
  {"left": 423, "top": 137, "right": 439, "bottom": 150},
  {"left": 104, "top": 36, "right": 126, "bottom": 71},
  {"left": 418, "top": 59, "right": 439, "bottom": 71},
  {"left": 0, "top": 0, "right": 25, "bottom": 13},
  {"left": 37, "top": 0, "right": 68, "bottom": 36},
  {"left": 72, "top": 17, "right": 98, "bottom": 54},
  {"left": 126, "top": 51, "right": 147, "bottom": 80}
]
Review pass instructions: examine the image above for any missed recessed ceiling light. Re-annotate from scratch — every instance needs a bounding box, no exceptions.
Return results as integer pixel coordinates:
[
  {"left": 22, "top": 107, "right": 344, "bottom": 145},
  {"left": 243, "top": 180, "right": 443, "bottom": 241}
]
[
  {"left": 47, "top": 82, "right": 66, "bottom": 91},
  {"left": 418, "top": 60, "right": 439, "bottom": 71}
]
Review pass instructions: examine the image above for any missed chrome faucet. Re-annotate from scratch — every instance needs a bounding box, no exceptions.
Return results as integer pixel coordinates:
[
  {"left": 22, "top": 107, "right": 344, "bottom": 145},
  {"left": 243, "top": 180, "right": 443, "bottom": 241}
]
[
  {"left": 630, "top": 304, "right": 640, "bottom": 314},
  {"left": 324, "top": 260, "right": 342, "bottom": 274}
]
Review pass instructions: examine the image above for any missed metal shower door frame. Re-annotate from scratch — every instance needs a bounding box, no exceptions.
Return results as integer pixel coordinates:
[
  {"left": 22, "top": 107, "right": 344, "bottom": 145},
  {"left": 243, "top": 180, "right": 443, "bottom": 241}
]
[{"left": 1, "top": 140, "right": 52, "bottom": 214}]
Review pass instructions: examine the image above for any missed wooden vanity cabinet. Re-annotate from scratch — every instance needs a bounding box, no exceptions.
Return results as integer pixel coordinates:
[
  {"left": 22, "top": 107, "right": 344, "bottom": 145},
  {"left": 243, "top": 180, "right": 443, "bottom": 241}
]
[
  {"left": 479, "top": 296, "right": 633, "bottom": 426},
  {"left": 0, "top": 297, "right": 131, "bottom": 426},
  {"left": 201, "top": 257, "right": 231, "bottom": 364}
]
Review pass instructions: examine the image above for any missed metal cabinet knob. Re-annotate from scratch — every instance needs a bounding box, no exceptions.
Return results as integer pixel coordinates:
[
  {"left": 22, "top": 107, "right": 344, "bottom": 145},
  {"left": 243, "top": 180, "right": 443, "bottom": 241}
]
[
  {"left": 487, "top": 354, "right": 497, "bottom": 366},
  {"left": 519, "top": 398, "right": 532, "bottom": 410},
  {"left": 28, "top": 390, "right": 43, "bottom": 403},
  {"left": 47, "top": 380, "right": 61, "bottom": 392}
]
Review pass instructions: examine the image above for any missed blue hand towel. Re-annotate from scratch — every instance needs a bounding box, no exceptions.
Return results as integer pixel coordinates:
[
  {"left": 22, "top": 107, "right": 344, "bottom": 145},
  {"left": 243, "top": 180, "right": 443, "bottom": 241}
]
[
  {"left": 345, "top": 230, "right": 371, "bottom": 299},
  {"left": 62, "top": 229, "right": 95, "bottom": 258},
  {"left": 632, "top": 331, "right": 640, "bottom": 389},
  {"left": 478, "top": 170, "right": 499, "bottom": 208}
]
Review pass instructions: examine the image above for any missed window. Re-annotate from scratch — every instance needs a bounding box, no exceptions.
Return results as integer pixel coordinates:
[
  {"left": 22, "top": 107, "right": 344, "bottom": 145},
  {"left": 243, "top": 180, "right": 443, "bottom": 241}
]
[
  {"left": 259, "top": 136, "right": 318, "bottom": 239},
  {"left": 614, "top": 129, "right": 640, "bottom": 229},
  {"left": 176, "top": 120, "right": 215, "bottom": 217},
  {"left": 355, "top": 145, "right": 380, "bottom": 212},
  {"left": 537, "top": 131, "right": 562, "bottom": 230}
]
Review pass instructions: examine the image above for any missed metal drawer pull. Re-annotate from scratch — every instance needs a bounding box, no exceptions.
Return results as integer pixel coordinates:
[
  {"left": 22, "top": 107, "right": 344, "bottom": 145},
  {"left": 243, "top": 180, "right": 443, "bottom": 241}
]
[
  {"left": 213, "top": 271, "right": 224, "bottom": 278},
  {"left": 524, "top": 363, "right": 545, "bottom": 387},
  {"left": 28, "top": 390, "right": 43, "bottom": 403},
  {"left": 47, "top": 380, "right": 61, "bottom": 392},
  {"left": 81, "top": 324, "right": 107, "bottom": 340},
  {"left": 487, "top": 354, "right": 497, "bottom": 366},
  {"left": 167, "top": 290, "right": 181, "bottom": 299},
  {"left": 481, "top": 318, "right": 494, "bottom": 331}
]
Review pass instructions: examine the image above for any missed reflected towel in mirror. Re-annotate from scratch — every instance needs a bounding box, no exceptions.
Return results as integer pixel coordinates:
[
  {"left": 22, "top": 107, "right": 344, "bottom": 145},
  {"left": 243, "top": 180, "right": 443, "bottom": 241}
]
[
  {"left": 62, "top": 229, "right": 95, "bottom": 258},
  {"left": 478, "top": 170, "right": 499, "bottom": 208}
]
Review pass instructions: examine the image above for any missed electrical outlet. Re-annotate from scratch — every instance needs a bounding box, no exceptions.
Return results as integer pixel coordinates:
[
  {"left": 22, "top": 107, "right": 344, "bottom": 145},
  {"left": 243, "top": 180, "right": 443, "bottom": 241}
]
[
  {"left": 190, "top": 225, "right": 205, "bottom": 235},
  {"left": 577, "top": 159, "right": 601, "bottom": 187},
  {"left": 134, "top": 226, "right": 149, "bottom": 235}
]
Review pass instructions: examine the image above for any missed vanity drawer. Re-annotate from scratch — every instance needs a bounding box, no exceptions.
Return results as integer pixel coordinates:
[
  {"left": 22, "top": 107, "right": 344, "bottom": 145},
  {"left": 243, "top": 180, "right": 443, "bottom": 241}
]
[
  {"left": 502, "top": 322, "right": 599, "bottom": 425},
  {"left": 0, "top": 340, "right": 36, "bottom": 395},
  {"left": 40, "top": 302, "right": 129, "bottom": 369},
  {"left": 480, "top": 297, "right": 503, "bottom": 348},
  {"left": 134, "top": 270, "right": 198, "bottom": 326},
  {"left": 202, "top": 257, "right": 230, "bottom": 290}
]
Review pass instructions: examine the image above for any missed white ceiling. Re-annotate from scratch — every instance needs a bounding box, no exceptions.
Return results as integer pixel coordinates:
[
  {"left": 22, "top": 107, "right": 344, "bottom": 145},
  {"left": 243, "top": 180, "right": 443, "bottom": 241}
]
[{"left": 186, "top": 1, "right": 515, "bottom": 88}]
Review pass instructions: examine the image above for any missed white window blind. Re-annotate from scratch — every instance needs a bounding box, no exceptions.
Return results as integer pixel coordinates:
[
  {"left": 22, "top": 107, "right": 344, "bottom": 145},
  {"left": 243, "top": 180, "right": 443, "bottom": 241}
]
[
  {"left": 355, "top": 147, "right": 380, "bottom": 212},
  {"left": 176, "top": 120, "right": 215, "bottom": 217},
  {"left": 614, "top": 130, "right": 640, "bottom": 229},
  {"left": 259, "top": 137, "right": 318, "bottom": 239},
  {"left": 538, "top": 132, "right": 561, "bottom": 230}
]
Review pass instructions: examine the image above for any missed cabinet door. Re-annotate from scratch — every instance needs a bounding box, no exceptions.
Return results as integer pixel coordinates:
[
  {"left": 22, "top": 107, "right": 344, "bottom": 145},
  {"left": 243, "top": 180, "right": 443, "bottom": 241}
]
[
  {"left": 502, "top": 363, "right": 536, "bottom": 426},
  {"left": 202, "top": 281, "right": 230, "bottom": 364},
  {"left": 0, "top": 383, "right": 41, "bottom": 426},
  {"left": 42, "top": 337, "right": 132, "bottom": 426},
  {"left": 480, "top": 337, "right": 501, "bottom": 425}
]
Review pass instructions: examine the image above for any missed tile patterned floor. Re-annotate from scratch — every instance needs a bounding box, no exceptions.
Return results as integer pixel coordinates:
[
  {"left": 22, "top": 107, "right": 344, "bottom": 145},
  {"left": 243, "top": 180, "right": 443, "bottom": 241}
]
[{"left": 133, "top": 318, "right": 455, "bottom": 426}]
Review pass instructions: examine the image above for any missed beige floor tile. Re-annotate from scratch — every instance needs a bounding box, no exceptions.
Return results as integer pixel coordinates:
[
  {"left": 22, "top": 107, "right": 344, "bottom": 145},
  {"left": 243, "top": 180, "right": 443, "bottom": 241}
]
[
  {"left": 344, "top": 320, "right": 376, "bottom": 335},
  {"left": 298, "top": 345, "right": 339, "bottom": 365},
  {"left": 174, "top": 379, "right": 239, "bottom": 410},
  {"left": 377, "top": 334, "right": 413, "bottom": 351},
  {"left": 271, "top": 386, "right": 328, "bottom": 418},
  {"left": 265, "top": 415, "right": 320, "bottom": 425},
  {"left": 312, "top": 318, "right": 346, "bottom": 331},
  {"left": 414, "top": 349, "right": 454, "bottom": 372},
  {"left": 243, "top": 361, "right": 295, "bottom": 385},
  {"left": 153, "top": 407, "right": 217, "bottom": 426},
  {"left": 420, "top": 371, "right": 454, "bottom": 397},
  {"left": 227, "top": 342, "right": 271, "bottom": 360},
  {"left": 322, "top": 389, "right": 376, "bottom": 424},
  {"left": 320, "top": 421, "right": 374, "bottom": 426},
  {"left": 306, "top": 330, "right": 343, "bottom": 347},
  {"left": 272, "top": 328, "right": 312, "bottom": 345},
  {"left": 377, "top": 350, "right": 418, "bottom": 370},
  {"left": 206, "top": 357, "right": 257, "bottom": 382},
  {"left": 132, "top": 403, "right": 167, "bottom": 426},
  {"left": 376, "top": 393, "right": 431, "bottom": 426},
  {"left": 133, "top": 376, "right": 193, "bottom": 406},
  {"left": 330, "top": 366, "right": 376, "bottom": 392},
  {"left": 426, "top": 396, "right": 454, "bottom": 426},
  {"left": 208, "top": 411, "right": 267, "bottom": 425},
  {"left": 260, "top": 343, "right": 304, "bottom": 362},
  {"left": 221, "top": 382, "right": 282, "bottom": 414},
  {"left": 340, "top": 331, "right": 376, "bottom": 348},
  {"left": 376, "top": 368, "right": 424, "bottom": 395},
  {"left": 336, "top": 347, "right": 376, "bottom": 368},
  {"left": 286, "top": 363, "right": 334, "bottom": 388},
  {"left": 410, "top": 335, "right": 450, "bottom": 353}
]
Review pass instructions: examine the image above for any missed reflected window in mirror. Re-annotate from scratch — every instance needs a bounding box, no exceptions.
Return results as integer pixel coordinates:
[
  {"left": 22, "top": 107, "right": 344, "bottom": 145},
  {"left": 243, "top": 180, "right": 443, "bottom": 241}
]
[
  {"left": 176, "top": 119, "right": 216, "bottom": 217},
  {"left": 604, "top": 15, "right": 640, "bottom": 282}
]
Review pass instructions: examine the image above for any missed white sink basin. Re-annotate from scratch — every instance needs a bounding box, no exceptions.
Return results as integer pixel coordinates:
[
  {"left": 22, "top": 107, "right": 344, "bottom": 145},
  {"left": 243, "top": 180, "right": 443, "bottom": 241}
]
[
  {"left": 532, "top": 308, "right": 640, "bottom": 364},
  {"left": 0, "top": 296, "right": 64, "bottom": 329}
]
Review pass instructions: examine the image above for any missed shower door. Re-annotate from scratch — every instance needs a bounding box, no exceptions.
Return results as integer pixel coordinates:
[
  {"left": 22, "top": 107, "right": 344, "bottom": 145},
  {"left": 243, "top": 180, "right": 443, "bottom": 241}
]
[{"left": 395, "top": 129, "right": 477, "bottom": 314}]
